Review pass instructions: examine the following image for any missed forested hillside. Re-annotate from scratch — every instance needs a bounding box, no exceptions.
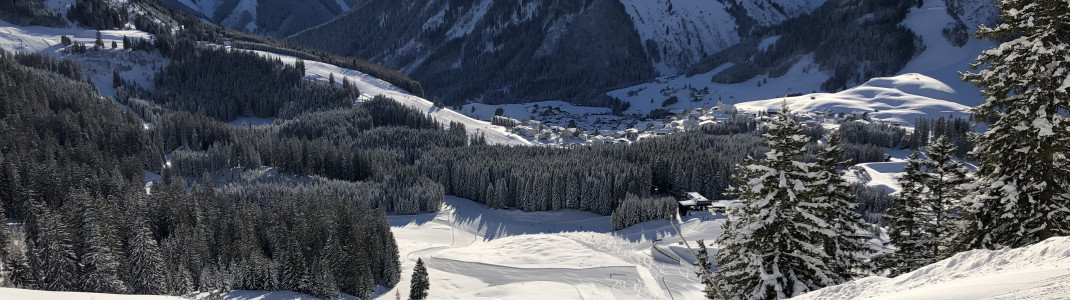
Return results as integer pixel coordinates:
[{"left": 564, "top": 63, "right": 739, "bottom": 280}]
[
  {"left": 289, "top": 0, "right": 656, "bottom": 108},
  {"left": 160, "top": 0, "right": 362, "bottom": 37}
]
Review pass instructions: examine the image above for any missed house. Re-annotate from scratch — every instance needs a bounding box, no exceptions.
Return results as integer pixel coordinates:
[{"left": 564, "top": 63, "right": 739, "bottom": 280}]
[{"left": 678, "top": 192, "right": 713, "bottom": 214}]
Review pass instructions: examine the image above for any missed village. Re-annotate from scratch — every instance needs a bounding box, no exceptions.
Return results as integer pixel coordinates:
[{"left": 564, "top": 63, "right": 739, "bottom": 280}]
[{"left": 481, "top": 98, "right": 886, "bottom": 146}]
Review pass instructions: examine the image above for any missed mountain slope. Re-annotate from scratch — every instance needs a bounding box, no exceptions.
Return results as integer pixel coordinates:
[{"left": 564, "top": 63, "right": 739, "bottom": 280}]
[
  {"left": 288, "top": 0, "right": 821, "bottom": 105},
  {"left": 794, "top": 237, "right": 1070, "bottom": 300},
  {"left": 614, "top": 0, "right": 825, "bottom": 74},
  {"left": 609, "top": 0, "right": 997, "bottom": 119},
  {"left": 289, "top": 0, "right": 656, "bottom": 106},
  {"left": 161, "top": 0, "right": 361, "bottom": 36}
]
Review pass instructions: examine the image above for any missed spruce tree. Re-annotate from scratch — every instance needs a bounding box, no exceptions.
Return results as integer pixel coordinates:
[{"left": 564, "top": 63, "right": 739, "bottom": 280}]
[
  {"left": 28, "top": 200, "right": 80, "bottom": 291},
  {"left": 409, "top": 258, "right": 429, "bottom": 300},
  {"left": 881, "top": 151, "right": 932, "bottom": 275},
  {"left": 812, "top": 133, "right": 870, "bottom": 280},
  {"left": 94, "top": 31, "right": 104, "bottom": 50},
  {"left": 123, "top": 196, "right": 167, "bottom": 294},
  {"left": 693, "top": 240, "right": 719, "bottom": 299},
  {"left": 959, "top": 0, "right": 1070, "bottom": 249},
  {"left": 78, "top": 195, "right": 127, "bottom": 294},
  {"left": 923, "top": 136, "right": 969, "bottom": 257},
  {"left": 716, "top": 103, "right": 836, "bottom": 299}
]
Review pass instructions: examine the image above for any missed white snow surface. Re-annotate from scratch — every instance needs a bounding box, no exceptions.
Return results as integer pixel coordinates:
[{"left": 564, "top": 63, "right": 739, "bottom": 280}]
[
  {"left": 242, "top": 49, "right": 532, "bottom": 146},
  {"left": 0, "top": 20, "right": 165, "bottom": 97},
  {"left": 0, "top": 20, "right": 153, "bottom": 54},
  {"left": 0, "top": 288, "right": 358, "bottom": 300},
  {"left": 898, "top": 0, "right": 996, "bottom": 107},
  {"left": 382, "top": 196, "right": 728, "bottom": 300},
  {"left": 795, "top": 236, "right": 1070, "bottom": 300},
  {"left": 735, "top": 73, "right": 972, "bottom": 126}
]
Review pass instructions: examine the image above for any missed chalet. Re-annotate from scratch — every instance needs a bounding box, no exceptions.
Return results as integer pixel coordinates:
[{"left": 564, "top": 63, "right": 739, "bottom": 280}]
[{"left": 677, "top": 192, "right": 713, "bottom": 215}]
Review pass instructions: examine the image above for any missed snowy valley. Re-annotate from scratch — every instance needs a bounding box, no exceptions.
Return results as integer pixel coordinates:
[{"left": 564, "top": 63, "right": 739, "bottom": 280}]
[{"left": 0, "top": 0, "right": 1068, "bottom": 299}]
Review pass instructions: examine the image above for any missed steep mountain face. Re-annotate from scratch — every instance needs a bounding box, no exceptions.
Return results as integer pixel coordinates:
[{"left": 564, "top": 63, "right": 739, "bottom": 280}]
[
  {"left": 288, "top": 0, "right": 821, "bottom": 105},
  {"left": 289, "top": 0, "right": 654, "bottom": 106},
  {"left": 160, "top": 0, "right": 361, "bottom": 36},
  {"left": 620, "top": 0, "right": 825, "bottom": 73}
]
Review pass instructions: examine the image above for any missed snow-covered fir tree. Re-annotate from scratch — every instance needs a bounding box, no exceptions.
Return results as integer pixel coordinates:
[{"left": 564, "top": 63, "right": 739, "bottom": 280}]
[
  {"left": 76, "top": 194, "right": 127, "bottom": 294},
  {"left": 693, "top": 240, "right": 719, "bottom": 299},
  {"left": 409, "top": 258, "right": 430, "bottom": 300},
  {"left": 812, "top": 133, "right": 871, "bottom": 279},
  {"left": 881, "top": 138, "right": 970, "bottom": 276},
  {"left": 716, "top": 103, "right": 837, "bottom": 299},
  {"left": 924, "top": 136, "right": 969, "bottom": 257},
  {"left": 122, "top": 196, "right": 167, "bottom": 294},
  {"left": 959, "top": 0, "right": 1070, "bottom": 249},
  {"left": 882, "top": 150, "right": 935, "bottom": 275}
]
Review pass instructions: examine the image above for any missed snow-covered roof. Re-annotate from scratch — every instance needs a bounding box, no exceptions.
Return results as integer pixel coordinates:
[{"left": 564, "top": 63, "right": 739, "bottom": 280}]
[{"left": 686, "top": 192, "right": 710, "bottom": 203}]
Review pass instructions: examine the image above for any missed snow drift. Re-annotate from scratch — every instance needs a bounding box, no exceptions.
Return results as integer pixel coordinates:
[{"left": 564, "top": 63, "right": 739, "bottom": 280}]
[{"left": 795, "top": 237, "right": 1070, "bottom": 300}]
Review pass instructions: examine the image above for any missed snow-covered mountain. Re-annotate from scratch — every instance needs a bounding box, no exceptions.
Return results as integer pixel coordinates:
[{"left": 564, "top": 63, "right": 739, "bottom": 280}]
[
  {"left": 287, "top": 0, "right": 822, "bottom": 105},
  {"left": 620, "top": 0, "right": 825, "bottom": 73},
  {"left": 160, "top": 0, "right": 361, "bottom": 36},
  {"left": 0, "top": 1, "right": 529, "bottom": 146},
  {"left": 606, "top": 0, "right": 998, "bottom": 120}
]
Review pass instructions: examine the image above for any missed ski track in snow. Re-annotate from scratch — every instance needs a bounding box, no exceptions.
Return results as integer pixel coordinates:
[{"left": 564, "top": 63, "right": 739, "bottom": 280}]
[{"left": 381, "top": 196, "right": 728, "bottom": 300}]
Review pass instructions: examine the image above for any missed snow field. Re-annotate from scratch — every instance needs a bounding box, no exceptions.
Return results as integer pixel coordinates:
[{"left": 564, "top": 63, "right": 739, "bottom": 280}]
[
  {"left": 795, "top": 237, "right": 1070, "bottom": 300},
  {"left": 381, "top": 196, "right": 728, "bottom": 300}
]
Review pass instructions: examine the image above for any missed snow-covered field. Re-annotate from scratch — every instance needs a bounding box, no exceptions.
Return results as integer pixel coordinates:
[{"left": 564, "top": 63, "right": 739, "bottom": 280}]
[
  {"left": 0, "top": 20, "right": 167, "bottom": 98},
  {"left": 795, "top": 236, "right": 1070, "bottom": 300},
  {"left": 380, "top": 196, "right": 726, "bottom": 300},
  {"left": 734, "top": 73, "right": 972, "bottom": 126}
]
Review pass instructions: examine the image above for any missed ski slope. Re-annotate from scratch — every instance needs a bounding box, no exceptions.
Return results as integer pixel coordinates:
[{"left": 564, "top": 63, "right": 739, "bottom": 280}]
[
  {"left": 242, "top": 49, "right": 532, "bottom": 146},
  {"left": 382, "top": 196, "right": 727, "bottom": 300},
  {"left": 795, "top": 237, "right": 1070, "bottom": 300}
]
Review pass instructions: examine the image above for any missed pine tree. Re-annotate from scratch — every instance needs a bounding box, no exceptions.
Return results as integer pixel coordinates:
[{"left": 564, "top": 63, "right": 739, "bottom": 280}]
[
  {"left": 715, "top": 103, "right": 836, "bottom": 299},
  {"left": 123, "top": 196, "right": 167, "bottom": 294},
  {"left": 94, "top": 31, "right": 104, "bottom": 50},
  {"left": 959, "top": 0, "right": 1070, "bottom": 249},
  {"left": 881, "top": 151, "right": 931, "bottom": 275},
  {"left": 812, "top": 132, "right": 870, "bottom": 280},
  {"left": 924, "top": 136, "right": 969, "bottom": 257},
  {"left": 28, "top": 200, "right": 80, "bottom": 291},
  {"left": 409, "top": 258, "right": 429, "bottom": 300},
  {"left": 78, "top": 195, "right": 127, "bottom": 294},
  {"left": 693, "top": 240, "right": 719, "bottom": 299}
]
